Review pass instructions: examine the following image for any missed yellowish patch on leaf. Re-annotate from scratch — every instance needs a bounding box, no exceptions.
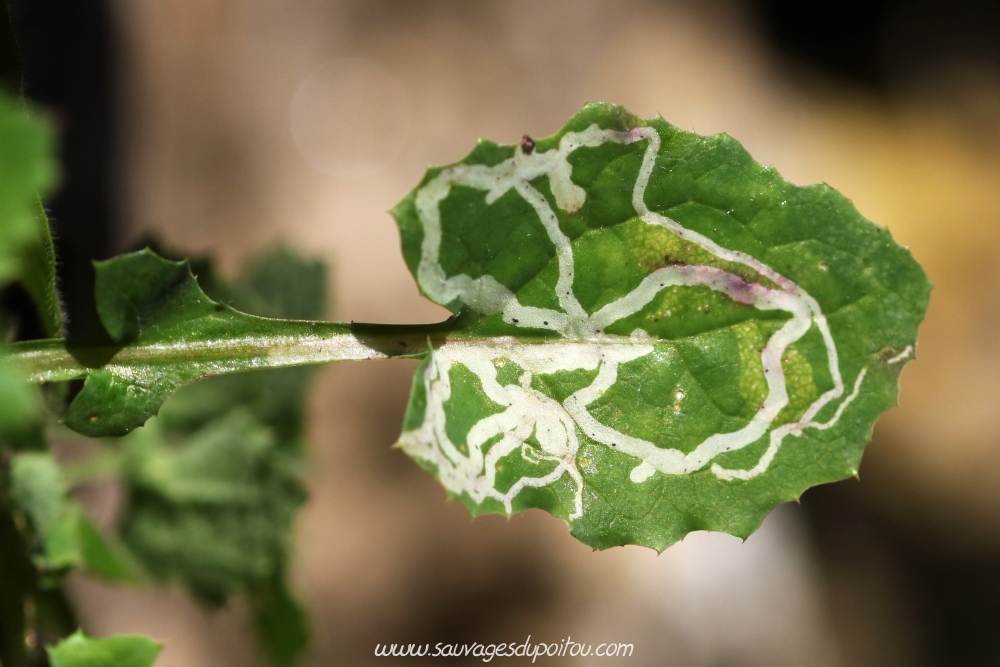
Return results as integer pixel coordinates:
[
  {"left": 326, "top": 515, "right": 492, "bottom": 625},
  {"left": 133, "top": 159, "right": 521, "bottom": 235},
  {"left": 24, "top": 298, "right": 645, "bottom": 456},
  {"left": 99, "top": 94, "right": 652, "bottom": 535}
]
[
  {"left": 733, "top": 321, "right": 767, "bottom": 417},
  {"left": 619, "top": 219, "right": 772, "bottom": 287},
  {"left": 775, "top": 346, "right": 818, "bottom": 426}
]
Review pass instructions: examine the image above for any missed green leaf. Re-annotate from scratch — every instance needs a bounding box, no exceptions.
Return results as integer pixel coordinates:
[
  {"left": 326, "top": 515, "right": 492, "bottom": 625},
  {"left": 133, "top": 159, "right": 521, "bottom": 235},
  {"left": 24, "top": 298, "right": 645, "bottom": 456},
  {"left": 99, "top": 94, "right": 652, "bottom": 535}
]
[
  {"left": 250, "top": 570, "right": 310, "bottom": 667},
  {"left": 229, "top": 246, "right": 327, "bottom": 321},
  {"left": 76, "top": 515, "right": 141, "bottom": 585},
  {"left": 47, "top": 630, "right": 161, "bottom": 667},
  {"left": 108, "top": 250, "right": 323, "bottom": 604},
  {"left": 9, "top": 246, "right": 424, "bottom": 436},
  {"left": 7, "top": 452, "right": 138, "bottom": 584},
  {"left": 152, "top": 246, "right": 327, "bottom": 445},
  {"left": 118, "top": 411, "right": 306, "bottom": 605},
  {"left": 0, "top": 91, "right": 56, "bottom": 288},
  {"left": 0, "top": 11, "right": 63, "bottom": 337},
  {"left": 391, "top": 103, "right": 931, "bottom": 550},
  {"left": 9, "top": 453, "right": 80, "bottom": 571},
  {"left": 0, "top": 60, "right": 63, "bottom": 338},
  {"left": 60, "top": 249, "right": 340, "bottom": 438},
  {"left": 0, "top": 355, "right": 45, "bottom": 450},
  {"left": 110, "top": 247, "right": 320, "bottom": 663}
]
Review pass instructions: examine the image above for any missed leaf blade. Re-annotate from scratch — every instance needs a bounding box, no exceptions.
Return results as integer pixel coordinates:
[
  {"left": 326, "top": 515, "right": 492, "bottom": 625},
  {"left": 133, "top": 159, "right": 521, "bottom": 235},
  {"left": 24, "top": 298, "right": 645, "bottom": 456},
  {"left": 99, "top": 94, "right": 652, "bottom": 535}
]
[
  {"left": 62, "top": 249, "right": 340, "bottom": 437},
  {"left": 392, "top": 103, "right": 931, "bottom": 550}
]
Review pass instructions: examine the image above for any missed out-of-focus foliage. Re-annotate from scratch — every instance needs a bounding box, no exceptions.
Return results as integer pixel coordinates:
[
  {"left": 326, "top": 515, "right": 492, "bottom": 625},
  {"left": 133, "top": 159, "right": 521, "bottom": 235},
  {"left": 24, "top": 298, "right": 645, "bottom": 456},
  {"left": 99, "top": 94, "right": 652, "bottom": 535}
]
[
  {"left": 0, "top": 0, "right": 322, "bottom": 663},
  {"left": 119, "top": 412, "right": 303, "bottom": 603},
  {"left": 8, "top": 452, "right": 137, "bottom": 582},
  {"left": 0, "top": 37, "right": 93, "bottom": 663},
  {"left": 0, "top": 93, "right": 54, "bottom": 288},
  {"left": 114, "top": 246, "right": 325, "bottom": 665},
  {"left": 0, "top": 356, "right": 45, "bottom": 450},
  {"left": 11, "top": 453, "right": 82, "bottom": 572},
  {"left": 47, "top": 631, "right": 161, "bottom": 667}
]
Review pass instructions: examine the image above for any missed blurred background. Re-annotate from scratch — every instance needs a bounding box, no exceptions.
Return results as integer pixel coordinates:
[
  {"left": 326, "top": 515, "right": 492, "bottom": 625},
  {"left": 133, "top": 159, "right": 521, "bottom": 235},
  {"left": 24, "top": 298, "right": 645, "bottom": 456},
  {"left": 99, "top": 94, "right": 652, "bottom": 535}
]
[{"left": 7, "top": 0, "right": 1000, "bottom": 664}]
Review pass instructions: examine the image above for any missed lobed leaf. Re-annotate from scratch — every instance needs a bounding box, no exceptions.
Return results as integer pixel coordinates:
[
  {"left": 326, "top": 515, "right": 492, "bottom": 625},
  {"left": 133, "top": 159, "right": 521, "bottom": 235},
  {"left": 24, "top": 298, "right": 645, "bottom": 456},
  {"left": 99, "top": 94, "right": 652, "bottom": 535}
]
[
  {"left": 112, "top": 248, "right": 319, "bottom": 664},
  {"left": 391, "top": 103, "right": 931, "bottom": 550},
  {"left": 62, "top": 249, "right": 334, "bottom": 437}
]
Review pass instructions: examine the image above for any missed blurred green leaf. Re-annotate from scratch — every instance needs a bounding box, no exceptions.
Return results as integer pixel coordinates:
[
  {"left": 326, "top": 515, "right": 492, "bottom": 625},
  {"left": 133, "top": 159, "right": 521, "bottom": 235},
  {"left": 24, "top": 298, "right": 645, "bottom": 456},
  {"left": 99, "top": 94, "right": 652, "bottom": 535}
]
[
  {"left": 9, "top": 453, "right": 79, "bottom": 571},
  {"left": 8, "top": 452, "right": 140, "bottom": 584},
  {"left": 250, "top": 570, "right": 310, "bottom": 667},
  {"left": 189, "top": 245, "right": 326, "bottom": 322},
  {"left": 0, "top": 92, "right": 56, "bottom": 288},
  {"left": 0, "top": 355, "right": 45, "bottom": 450},
  {"left": 391, "top": 102, "right": 931, "bottom": 551},
  {"left": 0, "top": 24, "right": 60, "bottom": 503},
  {"left": 76, "top": 515, "right": 140, "bottom": 585},
  {"left": 0, "top": 20, "right": 70, "bottom": 663},
  {"left": 47, "top": 630, "right": 161, "bottom": 667},
  {"left": 119, "top": 410, "right": 305, "bottom": 605}
]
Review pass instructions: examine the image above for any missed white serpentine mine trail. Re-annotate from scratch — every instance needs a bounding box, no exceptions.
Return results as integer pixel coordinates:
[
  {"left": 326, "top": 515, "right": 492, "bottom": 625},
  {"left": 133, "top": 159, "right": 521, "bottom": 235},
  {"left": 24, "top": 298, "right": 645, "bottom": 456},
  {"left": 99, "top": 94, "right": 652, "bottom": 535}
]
[{"left": 397, "top": 124, "right": 865, "bottom": 521}]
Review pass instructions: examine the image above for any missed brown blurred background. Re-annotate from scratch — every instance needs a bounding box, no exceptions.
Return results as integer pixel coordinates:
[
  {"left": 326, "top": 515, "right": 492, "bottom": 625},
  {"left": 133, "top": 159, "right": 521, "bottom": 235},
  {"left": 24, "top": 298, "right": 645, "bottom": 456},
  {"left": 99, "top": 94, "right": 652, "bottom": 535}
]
[{"left": 8, "top": 0, "right": 1000, "bottom": 664}]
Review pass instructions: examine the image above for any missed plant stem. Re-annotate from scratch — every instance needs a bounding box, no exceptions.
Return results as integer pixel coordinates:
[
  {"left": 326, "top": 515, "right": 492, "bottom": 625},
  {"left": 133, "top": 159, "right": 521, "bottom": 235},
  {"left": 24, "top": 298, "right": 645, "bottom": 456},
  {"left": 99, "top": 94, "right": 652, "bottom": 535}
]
[{"left": 2, "top": 319, "right": 482, "bottom": 384}]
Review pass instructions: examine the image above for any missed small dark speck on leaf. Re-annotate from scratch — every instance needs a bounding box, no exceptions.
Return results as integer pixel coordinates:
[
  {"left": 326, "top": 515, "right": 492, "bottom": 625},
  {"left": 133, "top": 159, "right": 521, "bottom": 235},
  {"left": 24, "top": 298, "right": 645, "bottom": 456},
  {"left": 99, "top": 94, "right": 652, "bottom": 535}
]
[
  {"left": 521, "top": 135, "right": 535, "bottom": 154},
  {"left": 512, "top": 318, "right": 519, "bottom": 323},
  {"left": 543, "top": 321, "right": 549, "bottom": 325}
]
